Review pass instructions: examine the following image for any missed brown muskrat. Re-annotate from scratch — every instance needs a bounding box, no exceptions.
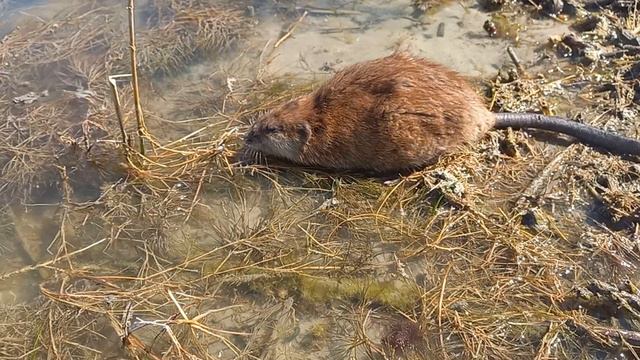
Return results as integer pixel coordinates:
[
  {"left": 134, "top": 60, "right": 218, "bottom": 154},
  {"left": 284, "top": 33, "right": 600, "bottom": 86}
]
[{"left": 243, "top": 52, "right": 640, "bottom": 173}]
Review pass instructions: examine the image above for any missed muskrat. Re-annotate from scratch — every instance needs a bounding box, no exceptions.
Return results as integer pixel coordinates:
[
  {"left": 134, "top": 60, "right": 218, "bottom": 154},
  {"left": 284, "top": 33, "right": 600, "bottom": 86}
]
[{"left": 243, "top": 52, "right": 640, "bottom": 173}]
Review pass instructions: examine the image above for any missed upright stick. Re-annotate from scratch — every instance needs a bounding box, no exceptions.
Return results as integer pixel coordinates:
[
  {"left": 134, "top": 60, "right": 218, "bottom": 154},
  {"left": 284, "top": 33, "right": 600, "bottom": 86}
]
[{"left": 127, "top": 0, "right": 148, "bottom": 156}]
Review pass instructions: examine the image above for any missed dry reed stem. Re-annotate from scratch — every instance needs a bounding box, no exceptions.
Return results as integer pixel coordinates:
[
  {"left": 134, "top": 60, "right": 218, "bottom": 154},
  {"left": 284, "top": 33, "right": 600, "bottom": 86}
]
[
  {"left": 0, "top": 238, "right": 107, "bottom": 281},
  {"left": 274, "top": 10, "right": 308, "bottom": 49},
  {"left": 128, "top": 0, "right": 150, "bottom": 156},
  {"left": 108, "top": 74, "right": 132, "bottom": 155}
]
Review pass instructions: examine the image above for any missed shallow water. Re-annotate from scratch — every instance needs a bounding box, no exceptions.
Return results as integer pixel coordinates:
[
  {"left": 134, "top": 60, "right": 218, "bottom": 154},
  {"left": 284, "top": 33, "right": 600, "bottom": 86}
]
[
  {"left": 255, "top": 0, "right": 568, "bottom": 78},
  {"left": 1, "top": 0, "right": 639, "bottom": 359}
]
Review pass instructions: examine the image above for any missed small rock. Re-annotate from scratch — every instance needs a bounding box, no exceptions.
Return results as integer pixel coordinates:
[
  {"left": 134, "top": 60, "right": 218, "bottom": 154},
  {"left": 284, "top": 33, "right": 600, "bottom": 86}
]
[
  {"left": 529, "top": 0, "right": 565, "bottom": 15},
  {"left": 245, "top": 5, "right": 255, "bottom": 17},
  {"left": 556, "top": 33, "right": 601, "bottom": 63},
  {"left": 571, "top": 15, "right": 601, "bottom": 32},
  {"left": 70, "top": 87, "right": 96, "bottom": 99},
  {"left": 319, "top": 62, "right": 335, "bottom": 72},
  {"left": 562, "top": 0, "right": 580, "bottom": 15},
  {"left": 479, "top": 0, "right": 506, "bottom": 11},
  {"left": 540, "top": 0, "right": 564, "bottom": 15},
  {"left": 561, "top": 33, "right": 588, "bottom": 56},
  {"left": 451, "top": 300, "right": 469, "bottom": 312},
  {"left": 436, "top": 22, "right": 445, "bottom": 37},
  {"left": 616, "top": 28, "right": 640, "bottom": 46},
  {"left": 12, "top": 92, "right": 40, "bottom": 104},
  {"left": 319, "top": 197, "right": 340, "bottom": 210},
  {"left": 521, "top": 209, "right": 538, "bottom": 227},
  {"left": 483, "top": 19, "right": 498, "bottom": 37}
]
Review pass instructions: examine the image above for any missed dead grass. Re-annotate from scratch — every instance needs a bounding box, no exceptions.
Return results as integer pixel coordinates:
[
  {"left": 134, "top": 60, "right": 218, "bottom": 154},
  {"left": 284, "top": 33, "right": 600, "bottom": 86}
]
[{"left": 0, "top": 1, "right": 640, "bottom": 360}]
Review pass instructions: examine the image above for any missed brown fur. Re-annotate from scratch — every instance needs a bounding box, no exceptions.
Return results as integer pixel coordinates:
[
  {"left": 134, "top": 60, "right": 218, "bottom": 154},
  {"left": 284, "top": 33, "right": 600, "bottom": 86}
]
[{"left": 243, "top": 52, "right": 496, "bottom": 173}]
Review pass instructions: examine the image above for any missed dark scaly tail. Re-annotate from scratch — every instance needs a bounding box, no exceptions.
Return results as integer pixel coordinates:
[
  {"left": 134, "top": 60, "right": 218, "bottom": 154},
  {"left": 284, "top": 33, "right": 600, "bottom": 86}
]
[{"left": 493, "top": 112, "right": 640, "bottom": 156}]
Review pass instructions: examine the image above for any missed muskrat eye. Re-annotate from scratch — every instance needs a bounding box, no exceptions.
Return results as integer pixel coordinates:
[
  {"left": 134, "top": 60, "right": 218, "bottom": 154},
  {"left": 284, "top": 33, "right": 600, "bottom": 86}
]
[{"left": 264, "top": 125, "right": 280, "bottom": 133}]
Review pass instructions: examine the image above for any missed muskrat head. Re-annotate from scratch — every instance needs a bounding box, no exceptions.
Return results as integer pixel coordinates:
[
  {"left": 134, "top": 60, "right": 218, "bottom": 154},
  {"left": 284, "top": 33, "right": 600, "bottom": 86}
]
[{"left": 244, "top": 99, "right": 312, "bottom": 162}]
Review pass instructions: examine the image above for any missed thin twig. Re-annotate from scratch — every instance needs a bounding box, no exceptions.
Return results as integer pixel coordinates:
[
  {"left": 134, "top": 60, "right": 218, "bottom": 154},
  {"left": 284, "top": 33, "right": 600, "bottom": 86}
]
[
  {"left": 127, "top": 0, "right": 149, "bottom": 156},
  {"left": 507, "top": 46, "right": 526, "bottom": 76},
  {"left": 274, "top": 11, "right": 308, "bottom": 49},
  {"left": 108, "top": 74, "right": 132, "bottom": 153},
  {"left": 438, "top": 264, "right": 452, "bottom": 359},
  {"left": 0, "top": 238, "right": 107, "bottom": 281},
  {"left": 183, "top": 169, "right": 206, "bottom": 224}
]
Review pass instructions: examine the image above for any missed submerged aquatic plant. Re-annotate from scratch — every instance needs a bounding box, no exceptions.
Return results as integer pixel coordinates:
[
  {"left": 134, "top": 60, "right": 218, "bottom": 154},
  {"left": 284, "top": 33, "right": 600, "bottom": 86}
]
[{"left": 133, "top": 3, "right": 249, "bottom": 75}]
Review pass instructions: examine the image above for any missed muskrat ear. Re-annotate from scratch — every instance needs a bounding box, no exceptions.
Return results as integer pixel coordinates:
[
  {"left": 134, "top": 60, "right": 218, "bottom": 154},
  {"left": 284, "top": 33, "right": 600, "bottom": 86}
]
[
  {"left": 297, "top": 122, "right": 312, "bottom": 143},
  {"left": 313, "top": 87, "right": 329, "bottom": 112}
]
